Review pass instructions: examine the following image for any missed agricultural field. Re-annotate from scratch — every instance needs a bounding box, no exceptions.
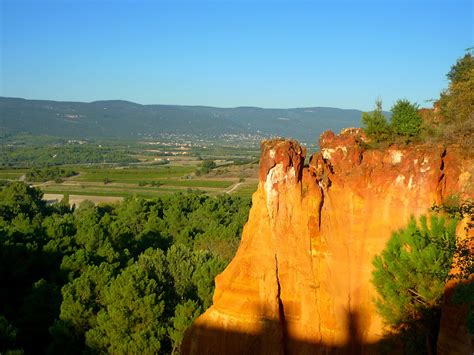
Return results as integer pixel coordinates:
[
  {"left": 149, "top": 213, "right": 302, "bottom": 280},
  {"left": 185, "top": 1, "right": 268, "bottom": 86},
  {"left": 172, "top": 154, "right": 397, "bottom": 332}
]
[
  {"left": 0, "top": 169, "right": 28, "bottom": 180},
  {"left": 35, "top": 164, "right": 259, "bottom": 203},
  {"left": 231, "top": 182, "right": 260, "bottom": 198},
  {"left": 0, "top": 138, "right": 261, "bottom": 203}
]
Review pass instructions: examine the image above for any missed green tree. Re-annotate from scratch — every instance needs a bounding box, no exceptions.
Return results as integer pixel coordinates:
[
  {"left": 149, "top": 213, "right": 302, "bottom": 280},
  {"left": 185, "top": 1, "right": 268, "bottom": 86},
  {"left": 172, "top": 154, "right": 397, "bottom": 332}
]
[
  {"left": 447, "top": 52, "right": 474, "bottom": 83},
  {"left": 192, "top": 254, "right": 227, "bottom": 309},
  {"left": 17, "top": 279, "right": 61, "bottom": 353},
  {"left": 73, "top": 201, "right": 118, "bottom": 264},
  {"left": 168, "top": 300, "right": 201, "bottom": 353},
  {"left": 372, "top": 215, "right": 457, "bottom": 353},
  {"left": 390, "top": 99, "right": 422, "bottom": 137},
  {"left": 361, "top": 99, "right": 390, "bottom": 142},
  {"left": 438, "top": 51, "right": 474, "bottom": 133},
  {"left": 197, "top": 160, "right": 217, "bottom": 175},
  {"left": 42, "top": 213, "right": 76, "bottom": 254},
  {"left": 85, "top": 249, "right": 169, "bottom": 353},
  {"left": 0, "top": 181, "right": 46, "bottom": 221},
  {"left": 166, "top": 244, "right": 196, "bottom": 299},
  {"left": 49, "top": 263, "right": 115, "bottom": 354},
  {"left": 0, "top": 315, "right": 18, "bottom": 353}
]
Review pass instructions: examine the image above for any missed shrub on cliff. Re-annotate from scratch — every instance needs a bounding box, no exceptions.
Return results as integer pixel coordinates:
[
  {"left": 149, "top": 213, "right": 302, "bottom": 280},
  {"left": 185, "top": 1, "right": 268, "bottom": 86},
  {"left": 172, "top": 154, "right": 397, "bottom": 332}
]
[
  {"left": 390, "top": 99, "right": 422, "bottom": 138},
  {"left": 361, "top": 98, "right": 423, "bottom": 143},
  {"left": 361, "top": 99, "right": 391, "bottom": 142},
  {"left": 372, "top": 214, "right": 457, "bottom": 352}
]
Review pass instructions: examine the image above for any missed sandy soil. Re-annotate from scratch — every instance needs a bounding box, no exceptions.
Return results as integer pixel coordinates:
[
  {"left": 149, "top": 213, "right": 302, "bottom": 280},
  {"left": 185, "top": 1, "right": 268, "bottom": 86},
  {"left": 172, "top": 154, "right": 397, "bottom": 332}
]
[{"left": 43, "top": 193, "right": 123, "bottom": 206}]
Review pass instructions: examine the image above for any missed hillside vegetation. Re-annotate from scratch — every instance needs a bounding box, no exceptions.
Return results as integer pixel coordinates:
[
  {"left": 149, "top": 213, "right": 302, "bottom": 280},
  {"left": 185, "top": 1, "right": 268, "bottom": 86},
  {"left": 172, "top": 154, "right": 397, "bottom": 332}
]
[
  {"left": 361, "top": 51, "right": 474, "bottom": 150},
  {"left": 0, "top": 98, "right": 362, "bottom": 143}
]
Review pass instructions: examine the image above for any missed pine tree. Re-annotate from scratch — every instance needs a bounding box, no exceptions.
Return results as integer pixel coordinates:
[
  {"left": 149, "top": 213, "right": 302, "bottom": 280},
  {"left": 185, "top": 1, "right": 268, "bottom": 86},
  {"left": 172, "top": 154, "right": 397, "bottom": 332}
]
[
  {"left": 168, "top": 300, "right": 201, "bottom": 352},
  {"left": 85, "top": 249, "right": 169, "bottom": 353},
  {"left": 361, "top": 99, "right": 391, "bottom": 142},
  {"left": 372, "top": 215, "right": 457, "bottom": 352}
]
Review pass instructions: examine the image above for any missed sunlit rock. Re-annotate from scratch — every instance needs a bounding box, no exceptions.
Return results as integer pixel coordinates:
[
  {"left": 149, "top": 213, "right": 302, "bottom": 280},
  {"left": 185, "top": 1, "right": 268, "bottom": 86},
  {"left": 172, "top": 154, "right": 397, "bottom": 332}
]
[{"left": 182, "top": 129, "right": 473, "bottom": 354}]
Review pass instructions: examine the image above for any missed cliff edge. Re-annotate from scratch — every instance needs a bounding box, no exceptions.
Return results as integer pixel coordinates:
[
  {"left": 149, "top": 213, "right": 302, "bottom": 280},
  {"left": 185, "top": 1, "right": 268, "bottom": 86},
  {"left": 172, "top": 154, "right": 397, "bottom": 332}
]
[{"left": 182, "top": 129, "right": 473, "bottom": 354}]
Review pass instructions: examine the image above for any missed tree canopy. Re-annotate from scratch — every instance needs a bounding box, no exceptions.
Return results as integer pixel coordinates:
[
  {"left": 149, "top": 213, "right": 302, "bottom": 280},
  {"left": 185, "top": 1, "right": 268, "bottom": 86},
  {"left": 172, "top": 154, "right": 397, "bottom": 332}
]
[{"left": 0, "top": 182, "right": 251, "bottom": 353}]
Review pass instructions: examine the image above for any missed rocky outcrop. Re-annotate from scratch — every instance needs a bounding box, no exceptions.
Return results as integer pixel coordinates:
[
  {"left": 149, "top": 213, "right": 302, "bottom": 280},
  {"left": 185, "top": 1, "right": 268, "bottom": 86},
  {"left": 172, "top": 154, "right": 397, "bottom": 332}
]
[{"left": 182, "top": 129, "right": 473, "bottom": 354}]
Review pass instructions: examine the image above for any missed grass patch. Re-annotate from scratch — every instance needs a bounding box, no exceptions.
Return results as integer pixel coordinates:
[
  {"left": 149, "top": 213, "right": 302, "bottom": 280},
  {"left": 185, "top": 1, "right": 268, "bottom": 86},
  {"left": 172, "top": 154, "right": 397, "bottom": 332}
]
[
  {"left": 158, "top": 179, "right": 232, "bottom": 188},
  {"left": 75, "top": 166, "right": 196, "bottom": 182},
  {"left": 0, "top": 169, "right": 28, "bottom": 179},
  {"left": 232, "top": 183, "right": 258, "bottom": 198}
]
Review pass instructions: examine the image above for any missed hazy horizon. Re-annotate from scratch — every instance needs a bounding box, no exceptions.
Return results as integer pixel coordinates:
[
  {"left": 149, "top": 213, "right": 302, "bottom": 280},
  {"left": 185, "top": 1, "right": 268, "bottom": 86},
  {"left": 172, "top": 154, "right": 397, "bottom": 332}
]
[{"left": 0, "top": 95, "right": 372, "bottom": 111}]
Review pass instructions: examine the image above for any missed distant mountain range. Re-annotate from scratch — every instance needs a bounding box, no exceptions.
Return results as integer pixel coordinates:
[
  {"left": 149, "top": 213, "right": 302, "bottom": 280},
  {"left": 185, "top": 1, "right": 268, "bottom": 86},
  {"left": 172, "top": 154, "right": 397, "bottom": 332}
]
[{"left": 0, "top": 97, "right": 366, "bottom": 143}]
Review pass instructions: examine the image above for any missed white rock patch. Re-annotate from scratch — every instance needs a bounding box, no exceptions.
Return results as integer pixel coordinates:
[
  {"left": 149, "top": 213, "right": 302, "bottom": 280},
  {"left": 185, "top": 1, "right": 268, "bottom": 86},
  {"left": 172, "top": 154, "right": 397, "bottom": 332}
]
[
  {"left": 322, "top": 148, "right": 335, "bottom": 160},
  {"left": 322, "top": 146, "right": 347, "bottom": 160},
  {"left": 391, "top": 150, "right": 403, "bottom": 164},
  {"left": 264, "top": 163, "right": 283, "bottom": 218},
  {"left": 395, "top": 175, "right": 405, "bottom": 186},
  {"left": 407, "top": 175, "right": 414, "bottom": 190},
  {"left": 420, "top": 157, "right": 431, "bottom": 173},
  {"left": 264, "top": 164, "right": 296, "bottom": 218}
]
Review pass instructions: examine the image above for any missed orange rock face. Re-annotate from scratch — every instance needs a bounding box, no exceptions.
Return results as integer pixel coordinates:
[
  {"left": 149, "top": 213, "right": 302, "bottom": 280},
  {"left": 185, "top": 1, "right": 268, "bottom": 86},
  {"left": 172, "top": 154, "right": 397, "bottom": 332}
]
[{"left": 182, "top": 129, "right": 474, "bottom": 354}]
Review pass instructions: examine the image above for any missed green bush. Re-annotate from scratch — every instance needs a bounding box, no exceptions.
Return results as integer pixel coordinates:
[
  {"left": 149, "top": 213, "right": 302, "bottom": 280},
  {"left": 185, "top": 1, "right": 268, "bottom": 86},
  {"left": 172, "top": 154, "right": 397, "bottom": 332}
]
[
  {"left": 195, "top": 160, "right": 217, "bottom": 176},
  {"left": 390, "top": 99, "right": 422, "bottom": 137},
  {"left": 361, "top": 99, "right": 391, "bottom": 142}
]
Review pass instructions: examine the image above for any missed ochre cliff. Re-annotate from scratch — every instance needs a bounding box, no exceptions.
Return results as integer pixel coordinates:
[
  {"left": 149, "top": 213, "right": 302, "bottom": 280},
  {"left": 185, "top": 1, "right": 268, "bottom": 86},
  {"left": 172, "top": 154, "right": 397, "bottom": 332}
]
[{"left": 182, "top": 129, "right": 473, "bottom": 354}]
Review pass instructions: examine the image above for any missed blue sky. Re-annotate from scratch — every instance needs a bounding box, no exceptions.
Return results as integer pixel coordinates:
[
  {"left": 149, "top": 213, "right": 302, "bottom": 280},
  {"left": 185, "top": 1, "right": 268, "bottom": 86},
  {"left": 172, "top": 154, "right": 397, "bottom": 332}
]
[{"left": 1, "top": 0, "right": 472, "bottom": 110}]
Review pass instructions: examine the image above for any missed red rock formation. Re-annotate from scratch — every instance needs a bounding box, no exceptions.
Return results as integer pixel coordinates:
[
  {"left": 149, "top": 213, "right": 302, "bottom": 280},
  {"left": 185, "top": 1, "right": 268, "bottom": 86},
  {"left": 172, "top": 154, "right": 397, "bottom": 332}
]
[{"left": 182, "top": 129, "right": 474, "bottom": 354}]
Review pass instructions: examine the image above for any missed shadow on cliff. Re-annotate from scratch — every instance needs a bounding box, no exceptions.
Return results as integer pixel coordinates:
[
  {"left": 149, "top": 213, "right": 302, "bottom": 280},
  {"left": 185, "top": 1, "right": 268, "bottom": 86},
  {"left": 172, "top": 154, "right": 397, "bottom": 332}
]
[{"left": 181, "top": 310, "right": 411, "bottom": 355}]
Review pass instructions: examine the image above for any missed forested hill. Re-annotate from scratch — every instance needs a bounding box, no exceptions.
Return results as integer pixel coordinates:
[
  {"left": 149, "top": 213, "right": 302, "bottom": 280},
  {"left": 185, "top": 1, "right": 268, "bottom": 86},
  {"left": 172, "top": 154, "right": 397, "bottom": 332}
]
[{"left": 0, "top": 97, "right": 362, "bottom": 142}]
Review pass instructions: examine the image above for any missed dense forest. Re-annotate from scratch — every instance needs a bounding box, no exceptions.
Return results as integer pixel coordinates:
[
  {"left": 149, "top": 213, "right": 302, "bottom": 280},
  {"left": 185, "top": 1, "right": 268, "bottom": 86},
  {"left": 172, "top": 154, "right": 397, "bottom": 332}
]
[{"left": 0, "top": 182, "right": 251, "bottom": 353}]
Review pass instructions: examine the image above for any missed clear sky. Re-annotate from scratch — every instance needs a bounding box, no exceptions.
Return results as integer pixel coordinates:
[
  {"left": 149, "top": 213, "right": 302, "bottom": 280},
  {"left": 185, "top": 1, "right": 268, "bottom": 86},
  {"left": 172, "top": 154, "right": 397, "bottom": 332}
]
[{"left": 1, "top": 0, "right": 472, "bottom": 110}]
